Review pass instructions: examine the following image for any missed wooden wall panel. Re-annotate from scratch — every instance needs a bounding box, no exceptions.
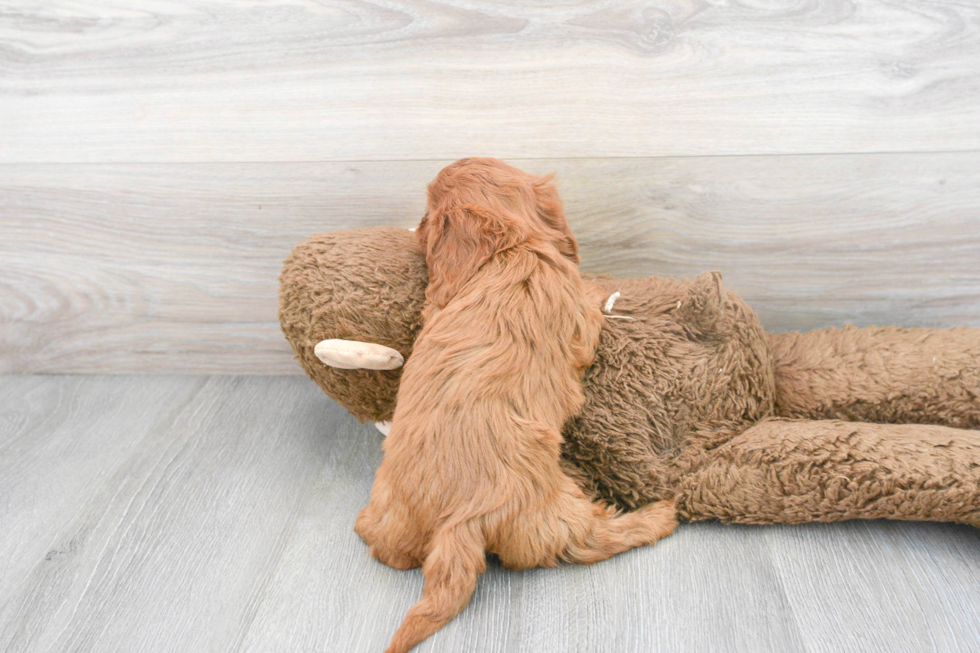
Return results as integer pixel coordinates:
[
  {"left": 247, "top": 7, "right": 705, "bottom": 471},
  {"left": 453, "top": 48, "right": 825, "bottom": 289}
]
[
  {"left": 1, "top": 0, "right": 979, "bottom": 162},
  {"left": 2, "top": 154, "right": 977, "bottom": 373}
]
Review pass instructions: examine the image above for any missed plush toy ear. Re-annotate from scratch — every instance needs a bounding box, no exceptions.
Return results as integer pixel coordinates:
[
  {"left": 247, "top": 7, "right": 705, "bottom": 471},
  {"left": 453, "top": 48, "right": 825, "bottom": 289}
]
[
  {"left": 532, "top": 173, "right": 579, "bottom": 265},
  {"left": 417, "top": 203, "right": 529, "bottom": 308},
  {"left": 679, "top": 271, "right": 727, "bottom": 336}
]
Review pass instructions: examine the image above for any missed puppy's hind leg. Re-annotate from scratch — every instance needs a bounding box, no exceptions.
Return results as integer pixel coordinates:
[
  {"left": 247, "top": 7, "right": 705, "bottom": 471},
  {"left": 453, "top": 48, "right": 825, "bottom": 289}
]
[
  {"left": 355, "top": 501, "right": 424, "bottom": 570},
  {"left": 384, "top": 522, "right": 487, "bottom": 653}
]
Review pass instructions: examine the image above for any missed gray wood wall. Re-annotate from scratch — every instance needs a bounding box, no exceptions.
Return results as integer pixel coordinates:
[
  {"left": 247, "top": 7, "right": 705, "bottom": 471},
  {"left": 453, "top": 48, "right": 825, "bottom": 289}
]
[{"left": 2, "top": 0, "right": 979, "bottom": 374}]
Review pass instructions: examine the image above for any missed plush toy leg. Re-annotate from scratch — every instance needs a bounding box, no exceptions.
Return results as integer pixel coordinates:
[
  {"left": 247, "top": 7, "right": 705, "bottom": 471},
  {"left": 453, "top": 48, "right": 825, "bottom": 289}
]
[
  {"left": 678, "top": 418, "right": 980, "bottom": 527},
  {"left": 769, "top": 325, "right": 980, "bottom": 429}
]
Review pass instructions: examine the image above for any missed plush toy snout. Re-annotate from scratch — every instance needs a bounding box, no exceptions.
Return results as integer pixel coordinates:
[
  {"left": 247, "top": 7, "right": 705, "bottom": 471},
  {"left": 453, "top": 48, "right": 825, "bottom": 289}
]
[
  {"left": 278, "top": 226, "right": 428, "bottom": 424},
  {"left": 312, "top": 338, "right": 402, "bottom": 437}
]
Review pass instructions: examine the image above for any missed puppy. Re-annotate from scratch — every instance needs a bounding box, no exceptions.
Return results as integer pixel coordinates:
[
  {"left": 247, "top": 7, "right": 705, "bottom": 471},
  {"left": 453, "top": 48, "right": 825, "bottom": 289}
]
[{"left": 355, "top": 158, "right": 677, "bottom": 653}]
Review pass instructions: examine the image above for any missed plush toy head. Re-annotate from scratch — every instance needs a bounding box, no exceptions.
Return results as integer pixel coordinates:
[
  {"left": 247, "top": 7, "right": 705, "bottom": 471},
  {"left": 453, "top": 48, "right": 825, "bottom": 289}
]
[{"left": 278, "top": 227, "right": 426, "bottom": 423}]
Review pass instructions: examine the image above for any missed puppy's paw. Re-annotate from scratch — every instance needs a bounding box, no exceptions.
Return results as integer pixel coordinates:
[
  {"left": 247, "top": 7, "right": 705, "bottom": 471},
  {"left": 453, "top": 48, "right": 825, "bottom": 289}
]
[{"left": 372, "top": 545, "right": 422, "bottom": 570}]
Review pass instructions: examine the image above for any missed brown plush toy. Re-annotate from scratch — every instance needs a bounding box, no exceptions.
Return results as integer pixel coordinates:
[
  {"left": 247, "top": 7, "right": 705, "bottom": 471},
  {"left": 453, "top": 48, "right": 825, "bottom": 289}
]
[{"left": 279, "top": 226, "right": 980, "bottom": 527}]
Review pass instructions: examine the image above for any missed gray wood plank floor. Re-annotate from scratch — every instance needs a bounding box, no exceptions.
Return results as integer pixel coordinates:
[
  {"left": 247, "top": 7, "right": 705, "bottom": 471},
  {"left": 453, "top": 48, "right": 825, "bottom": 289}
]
[{"left": 2, "top": 374, "right": 978, "bottom": 653}]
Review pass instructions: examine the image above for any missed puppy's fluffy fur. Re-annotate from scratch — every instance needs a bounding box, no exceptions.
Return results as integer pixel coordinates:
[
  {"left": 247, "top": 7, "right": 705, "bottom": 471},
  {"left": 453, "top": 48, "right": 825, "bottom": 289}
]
[{"left": 355, "top": 158, "right": 677, "bottom": 653}]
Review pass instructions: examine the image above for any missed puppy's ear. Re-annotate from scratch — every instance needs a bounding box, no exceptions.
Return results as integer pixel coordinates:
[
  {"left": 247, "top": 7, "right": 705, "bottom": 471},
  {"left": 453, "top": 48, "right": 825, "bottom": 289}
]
[
  {"left": 532, "top": 174, "right": 579, "bottom": 265},
  {"left": 417, "top": 204, "right": 527, "bottom": 309}
]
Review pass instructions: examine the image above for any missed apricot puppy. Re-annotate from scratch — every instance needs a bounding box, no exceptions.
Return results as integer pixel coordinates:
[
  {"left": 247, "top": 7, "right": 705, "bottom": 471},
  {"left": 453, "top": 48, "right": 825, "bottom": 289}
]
[{"left": 355, "top": 158, "right": 677, "bottom": 653}]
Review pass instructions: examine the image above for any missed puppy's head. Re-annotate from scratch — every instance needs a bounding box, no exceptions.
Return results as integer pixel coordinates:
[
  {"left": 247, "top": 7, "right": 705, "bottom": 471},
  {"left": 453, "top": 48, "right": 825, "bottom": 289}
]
[{"left": 417, "top": 158, "right": 579, "bottom": 308}]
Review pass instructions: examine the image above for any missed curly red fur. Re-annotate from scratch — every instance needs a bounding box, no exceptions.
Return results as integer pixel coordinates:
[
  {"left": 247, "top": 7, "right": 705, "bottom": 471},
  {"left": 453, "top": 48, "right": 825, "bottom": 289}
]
[{"left": 355, "top": 158, "right": 677, "bottom": 653}]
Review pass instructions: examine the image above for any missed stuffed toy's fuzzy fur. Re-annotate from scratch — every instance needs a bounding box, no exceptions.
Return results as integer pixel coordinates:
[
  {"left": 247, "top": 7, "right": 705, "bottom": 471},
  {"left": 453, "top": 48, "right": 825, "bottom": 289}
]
[{"left": 279, "top": 226, "right": 980, "bottom": 527}]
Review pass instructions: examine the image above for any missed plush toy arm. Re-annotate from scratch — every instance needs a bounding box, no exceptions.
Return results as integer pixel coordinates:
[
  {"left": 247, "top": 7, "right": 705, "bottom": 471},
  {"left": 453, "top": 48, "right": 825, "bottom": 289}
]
[
  {"left": 769, "top": 325, "right": 980, "bottom": 429},
  {"left": 678, "top": 418, "right": 980, "bottom": 527}
]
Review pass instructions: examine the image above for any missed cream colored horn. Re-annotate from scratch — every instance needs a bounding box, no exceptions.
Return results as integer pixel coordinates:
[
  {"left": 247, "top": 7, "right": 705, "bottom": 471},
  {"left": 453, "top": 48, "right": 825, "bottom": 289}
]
[{"left": 313, "top": 339, "right": 404, "bottom": 370}]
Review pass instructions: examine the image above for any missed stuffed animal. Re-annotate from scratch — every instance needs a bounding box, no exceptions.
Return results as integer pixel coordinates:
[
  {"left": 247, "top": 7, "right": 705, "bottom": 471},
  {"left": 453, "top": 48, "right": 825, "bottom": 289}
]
[{"left": 279, "top": 226, "right": 980, "bottom": 526}]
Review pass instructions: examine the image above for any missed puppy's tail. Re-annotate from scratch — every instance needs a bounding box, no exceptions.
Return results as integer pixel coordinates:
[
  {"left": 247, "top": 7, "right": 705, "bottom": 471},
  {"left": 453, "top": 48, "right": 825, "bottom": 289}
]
[
  {"left": 564, "top": 499, "right": 677, "bottom": 566},
  {"left": 384, "top": 522, "right": 486, "bottom": 653}
]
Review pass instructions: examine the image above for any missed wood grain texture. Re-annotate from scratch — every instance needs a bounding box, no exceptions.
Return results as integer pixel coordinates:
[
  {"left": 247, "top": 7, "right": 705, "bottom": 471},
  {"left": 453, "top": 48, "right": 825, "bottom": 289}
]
[
  {"left": 765, "top": 521, "right": 980, "bottom": 653},
  {"left": 2, "top": 375, "right": 979, "bottom": 653},
  {"left": 0, "top": 375, "right": 202, "bottom": 594},
  {"left": 0, "top": 375, "right": 335, "bottom": 653},
  {"left": 2, "top": 154, "right": 978, "bottom": 374},
  {"left": 563, "top": 154, "right": 980, "bottom": 331},
  {"left": 2, "top": 0, "right": 980, "bottom": 162}
]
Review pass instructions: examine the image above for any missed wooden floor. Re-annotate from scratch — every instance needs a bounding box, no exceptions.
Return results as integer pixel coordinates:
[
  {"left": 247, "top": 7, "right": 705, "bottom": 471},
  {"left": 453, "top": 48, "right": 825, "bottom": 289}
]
[{"left": 2, "top": 374, "right": 979, "bottom": 653}]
